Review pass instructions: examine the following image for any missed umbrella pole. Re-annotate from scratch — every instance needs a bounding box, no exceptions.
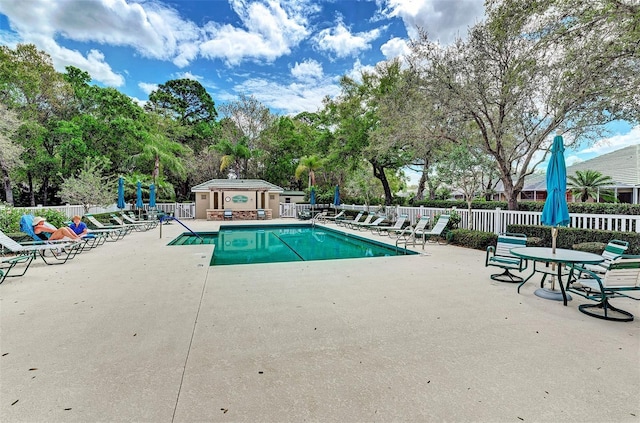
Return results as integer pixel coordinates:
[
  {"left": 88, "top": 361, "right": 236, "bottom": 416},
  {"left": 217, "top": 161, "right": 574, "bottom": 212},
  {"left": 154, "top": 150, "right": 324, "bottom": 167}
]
[{"left": 550, "top": 227, "right": 558, "bottom": 290}]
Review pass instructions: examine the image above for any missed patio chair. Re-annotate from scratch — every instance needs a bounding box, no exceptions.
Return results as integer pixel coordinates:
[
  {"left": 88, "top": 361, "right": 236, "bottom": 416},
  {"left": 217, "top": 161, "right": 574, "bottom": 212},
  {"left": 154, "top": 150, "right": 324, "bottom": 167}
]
[
  {"left": 123, "top": 211, "right": 158, "bottom": 229},
  {"left": 346, "top": 213, "right": 374, "bottom": 229},
  {"left": 352, "top": 215, "right": 387, "bottom": 231},
  {"left": 224, "top": 209, "right": 233, "bottom": 220},
  {"left": 371, "top": 214, "right": 408, "bottom": 237},
  {"left": 1, "top": 253, "right": 35, "bottom": 285},
  {"left": 566, "top": 256, "right": 640, "bottom": 322},
  {"left": 395, "top": 216, "right": 431, "bottom": 247},
  {"left": 578, "top": 239, "right": 629, "bottom": 275},
  {"left": 84, "top": 214, "right": 129, "bottom": 241},
  {"left": 0, "top": 229, "right": 82, "bottom": 265},
  {"left": 257, "top": 209, "right": 266, "bottom": 220},
  {"left": 336, "top": 211, "right": 364, "bottom": 227},
  {"left": 485, "top": 232, "right": 529, "bottom": 283},
  {"left": 415, "top": 214, "right": 451, "bottom": 247},
  {"left": 322, "top": 210, "right": 345, "bottom": 224},
  {"left": 111, "top": 213, "right": 151, "bottom": 232}
]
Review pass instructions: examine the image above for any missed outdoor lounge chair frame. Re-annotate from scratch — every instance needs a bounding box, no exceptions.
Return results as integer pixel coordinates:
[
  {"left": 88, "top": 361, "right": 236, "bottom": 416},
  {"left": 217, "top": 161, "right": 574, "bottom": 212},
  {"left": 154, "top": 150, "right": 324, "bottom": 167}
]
[
  {"left": 336, "top": 211, "right": 364, "bottom": 227},
  {"left": 111, "top": 213, "right": 152, "bottom": 231},
  {"left": 415, "top": 214, "right": 451, "bottom": 248},
  {"left": 1, "top": 253, "right": 35, "bottom": 285},
  {"left": 485, "top": 232, "right": 529, "bottom": 283},
  {"left": 566, "top": 256, "right": 640, "bottom": 322},
  {"left": 395, "top": 216, "right": 431, "bottom": 248},
  {"left": 84, "top": 215, "right": 130, "bottom": 241},
  {"left": 0, "top": 230, "right": 82, "bottom": 265},
  {"left": 371, "top": 214, "right": 408, "bottom": 237}
]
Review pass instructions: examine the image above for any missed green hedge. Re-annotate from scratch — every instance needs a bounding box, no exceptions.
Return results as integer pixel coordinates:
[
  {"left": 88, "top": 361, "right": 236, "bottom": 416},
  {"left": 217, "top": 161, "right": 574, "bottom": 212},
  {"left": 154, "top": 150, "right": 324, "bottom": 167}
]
[
  {"left": 448, "top": 229, "right": 497, "bottom": 250},
  {"left": 507, "top": 224, "right": 640, "bottom": 255}
]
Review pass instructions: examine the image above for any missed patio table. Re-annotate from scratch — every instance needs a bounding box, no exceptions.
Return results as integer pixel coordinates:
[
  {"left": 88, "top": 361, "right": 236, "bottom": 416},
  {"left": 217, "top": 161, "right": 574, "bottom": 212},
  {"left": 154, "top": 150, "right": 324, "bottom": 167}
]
[{"left": 510, "top": 247, "right": 604, "bottom": 306}]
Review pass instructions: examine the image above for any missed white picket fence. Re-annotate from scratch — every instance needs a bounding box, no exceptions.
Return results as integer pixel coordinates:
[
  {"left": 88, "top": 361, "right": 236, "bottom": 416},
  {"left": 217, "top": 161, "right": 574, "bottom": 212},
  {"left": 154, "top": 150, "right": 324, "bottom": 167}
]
[
  {"left": 9, "top": 202, "right": 196, "bottom": 220},
  {"left": 280, "top": 203, "right": 640, "bottom": 234}
]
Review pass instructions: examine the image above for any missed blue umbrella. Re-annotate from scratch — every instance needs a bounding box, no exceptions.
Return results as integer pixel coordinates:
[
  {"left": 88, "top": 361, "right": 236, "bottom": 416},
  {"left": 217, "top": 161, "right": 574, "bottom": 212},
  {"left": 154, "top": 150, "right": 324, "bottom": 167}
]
[
  {"left": 333, "top": 185, "right": 340, "bottom": 206},
  {"left": 538, "top": 135, "right": 570, "bottom": 298},
  {"left": 149, "top": 184, "right": 156, "bottom": 208},
  {"left": 136, "top": 181, "right": 144, "bottom": 209},
  {"left": 541, "top": 135, "right": 570, "bottom": 235},
  {"left": 117, "top": 177, "right": 125, "bottom": 209},
  {"left": 310, "top": 187, "right": 316, "bottom": 206}
]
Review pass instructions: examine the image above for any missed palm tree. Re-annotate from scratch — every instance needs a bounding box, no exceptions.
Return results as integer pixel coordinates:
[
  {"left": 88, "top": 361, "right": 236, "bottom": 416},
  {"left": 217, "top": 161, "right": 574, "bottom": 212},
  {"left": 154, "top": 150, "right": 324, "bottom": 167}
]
[
  {"left": 295, "top": 155, "right": 323, "bottom": 189},
  {"left": 567, "top": 170, "right": 616, "bottom": 202},
  {"left": 214, "top": 138, "right": 251, "bottom": 178}
]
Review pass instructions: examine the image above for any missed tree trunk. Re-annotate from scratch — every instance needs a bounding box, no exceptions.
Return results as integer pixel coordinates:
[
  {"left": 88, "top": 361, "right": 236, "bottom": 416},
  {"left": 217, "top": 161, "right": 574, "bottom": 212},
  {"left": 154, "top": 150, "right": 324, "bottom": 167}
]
[
  {"left": 28, "top": 173, "right": 35, "bottom": 206},
  {"left": 1, "top": 165, "right": 14, "bottom": 205},
  {"left": 415, "top": 165, "right": 427, "bottom": 201},
  {"left": 372, "top": 162, "right": 392, "bottom": 205}
]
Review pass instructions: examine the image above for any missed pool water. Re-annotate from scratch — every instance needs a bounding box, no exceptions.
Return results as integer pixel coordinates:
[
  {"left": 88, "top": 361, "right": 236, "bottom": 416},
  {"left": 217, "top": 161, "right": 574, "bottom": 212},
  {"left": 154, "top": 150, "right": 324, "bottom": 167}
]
[{"left": 168, "top": 224, "right": 416, "bottom": 266}]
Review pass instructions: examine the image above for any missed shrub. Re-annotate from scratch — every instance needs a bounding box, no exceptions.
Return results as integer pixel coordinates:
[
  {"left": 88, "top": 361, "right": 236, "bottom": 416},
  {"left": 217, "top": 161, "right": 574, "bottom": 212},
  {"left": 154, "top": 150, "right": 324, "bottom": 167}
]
[
  {"left": 448, "top": 229, "right": 496, "bottom": 250},
  {"left": 0, "top": 206, "right": 68, "bottom": 233},
  {"left": 411, "top": 199, "right": 640, "bottom": 215},
  {"left": 572, "top": 242, "right": 607, "bottom": 254}
]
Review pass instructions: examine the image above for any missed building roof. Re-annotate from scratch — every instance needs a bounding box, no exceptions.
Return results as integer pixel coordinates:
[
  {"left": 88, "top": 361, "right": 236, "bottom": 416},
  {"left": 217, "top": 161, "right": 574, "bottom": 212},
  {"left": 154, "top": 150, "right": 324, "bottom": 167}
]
[
  {"left": 191, "top": 179, "right": 284, "bottom": 193},
  {"left": 497, "top": 144, "right": 640, "bottom": 192}
]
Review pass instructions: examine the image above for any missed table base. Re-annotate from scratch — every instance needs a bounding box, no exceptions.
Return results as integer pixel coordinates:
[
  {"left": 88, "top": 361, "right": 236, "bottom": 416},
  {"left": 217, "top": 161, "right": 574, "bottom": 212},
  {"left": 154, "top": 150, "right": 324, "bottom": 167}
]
[{"left": 534, "top": 288, "right": 572, "bottom": 302}]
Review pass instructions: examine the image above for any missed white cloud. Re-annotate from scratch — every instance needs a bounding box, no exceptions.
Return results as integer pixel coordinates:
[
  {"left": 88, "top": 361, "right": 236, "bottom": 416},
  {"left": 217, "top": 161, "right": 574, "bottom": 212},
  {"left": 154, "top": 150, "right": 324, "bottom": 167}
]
[
  {"left": 380, "top": 0, "right": 484, "bottom": 44},
  {"left": 314, "top": 20, "right": 381, "bottom": 58},
  {"left": 32, "top": 35, "right": 126, "bottom": 86},
  {"left": 565, "top": 155, "right": 584, "bottom": 167},
  {"left": 580, "top": 125, "right": 640, "bottom": 156},
  {"left": 233, "top": 76, "right": 341, "bottom": 115},
  {"left": 200, "top": 0, "right": 310, "bottom": 66},
  {"left": 346, "top": 59, "right": 376, "bottom": 82},
  {"left": 380, "top": 37, "right": 410, "bottom": 60},
  {"left": 138, "top": 82, "right": 158, "bottom": 95},
  {"left": 291, "top": 59, "right": 324, "bottom": 82}
]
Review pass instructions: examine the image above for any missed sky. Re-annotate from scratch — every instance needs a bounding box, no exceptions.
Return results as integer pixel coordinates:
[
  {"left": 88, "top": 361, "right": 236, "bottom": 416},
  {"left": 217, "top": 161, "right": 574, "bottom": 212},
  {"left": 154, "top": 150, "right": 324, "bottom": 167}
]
[{"left": 0, "top": 0, "right": 637, "bottom": 183}]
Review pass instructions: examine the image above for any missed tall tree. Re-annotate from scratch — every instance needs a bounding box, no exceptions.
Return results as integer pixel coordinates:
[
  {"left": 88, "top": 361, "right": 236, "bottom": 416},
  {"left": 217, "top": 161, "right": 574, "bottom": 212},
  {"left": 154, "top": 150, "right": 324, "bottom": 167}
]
[{"left": 408, "top": 4, "right": 630, "bottom": 209}]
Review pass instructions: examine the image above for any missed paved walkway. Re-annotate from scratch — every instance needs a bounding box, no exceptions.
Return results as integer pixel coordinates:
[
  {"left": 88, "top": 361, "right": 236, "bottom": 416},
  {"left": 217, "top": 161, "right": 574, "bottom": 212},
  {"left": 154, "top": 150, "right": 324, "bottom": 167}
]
[{"left": 1, "top": 219, "right": 639, "bottom": 422}]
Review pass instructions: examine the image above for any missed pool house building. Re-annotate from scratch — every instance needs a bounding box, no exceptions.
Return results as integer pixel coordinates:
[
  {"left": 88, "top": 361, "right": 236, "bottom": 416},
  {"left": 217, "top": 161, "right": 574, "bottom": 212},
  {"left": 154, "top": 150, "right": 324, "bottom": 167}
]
[{"left": 191, "top": 179, "right": 285, "bottom": 220}]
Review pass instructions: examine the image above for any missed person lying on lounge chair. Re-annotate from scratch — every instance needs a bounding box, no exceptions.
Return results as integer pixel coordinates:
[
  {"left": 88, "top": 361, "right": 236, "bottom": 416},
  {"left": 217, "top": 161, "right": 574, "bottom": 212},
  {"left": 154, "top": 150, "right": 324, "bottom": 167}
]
[{"left": 32, "top": 216, "right": 82, "bottom": 241}]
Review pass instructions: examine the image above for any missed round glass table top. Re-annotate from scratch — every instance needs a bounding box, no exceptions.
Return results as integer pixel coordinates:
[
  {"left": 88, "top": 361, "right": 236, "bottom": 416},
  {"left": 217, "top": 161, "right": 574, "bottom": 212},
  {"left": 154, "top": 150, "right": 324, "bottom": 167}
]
[{"left": 510, "top": 247, "right": 604, "bottom": 264}]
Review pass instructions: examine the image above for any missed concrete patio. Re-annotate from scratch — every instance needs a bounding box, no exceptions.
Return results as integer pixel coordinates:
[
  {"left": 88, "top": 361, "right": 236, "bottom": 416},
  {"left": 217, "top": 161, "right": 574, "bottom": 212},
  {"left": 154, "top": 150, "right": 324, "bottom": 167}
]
[{"left": 1, "top": 219, "right": 639, "bottom": 422}]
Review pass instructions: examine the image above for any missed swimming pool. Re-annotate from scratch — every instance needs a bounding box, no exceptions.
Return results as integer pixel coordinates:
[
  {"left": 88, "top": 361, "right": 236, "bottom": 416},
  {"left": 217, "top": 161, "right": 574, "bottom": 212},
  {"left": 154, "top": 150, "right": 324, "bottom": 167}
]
[{"left": 168, "top": 224, "right": 417, "bottom": 266}]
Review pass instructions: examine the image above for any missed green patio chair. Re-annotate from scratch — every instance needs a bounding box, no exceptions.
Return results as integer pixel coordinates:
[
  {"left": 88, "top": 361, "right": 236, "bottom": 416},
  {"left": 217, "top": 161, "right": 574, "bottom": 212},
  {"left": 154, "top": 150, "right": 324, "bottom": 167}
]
[
  {"left": 485, "top": 232, "right": 528, "bottom": 283},
  {"left": 371, "top": 214, "right": 408, "bottom": 237},
  {"left": 336, "top": 211, "right": 363, "bottom": 227},
  {"left": 415, "top": 214, "right": 451, "bottom": 248},
  {"left": 567, "top": 256, "right": 640, "bottom": 322}
]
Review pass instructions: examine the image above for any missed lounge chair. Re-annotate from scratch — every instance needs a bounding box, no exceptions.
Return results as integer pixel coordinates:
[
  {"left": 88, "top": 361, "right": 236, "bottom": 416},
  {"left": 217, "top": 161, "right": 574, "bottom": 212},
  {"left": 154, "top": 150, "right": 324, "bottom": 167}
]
[
  {"left": 224, "top": 209, "right": 233, "bottom": 220},
  {"left": 1, "top": 253, "right": 35, "bottom": 285},
  {"left": 395, "top": 216, "right": 431, "bottom": 247},
  {"left": 567, "top": 256, "right": 640, "bottom": 322},
  {"left": 111, "top": 213, "right": 151, "bottom": 231},
  {"left": 84, "top": 214, "right": 129, "bottom": 240},
  {"left": 336, "top": 211, "right": 364, "bottom": 227},
  {"left": 0, "top": 229, "right": 82, "bottom": 265},
  {"left": 346, "top": 213, "right": 375, "bottom": 229},
  {"left": 257, "top": 209, "right": 266, "bottom": 220},
  {"left": 371, "top": 214, "right": 408, "bottom": 236},
  {"left": 322, "top": 210, "right": 345, "bottom": 224},
  {"left": 352, "top": 215, "right": 387, "bottom": 231},
  {"left": 415, "top": 214, "right": 451, "bottom": 247},
  {"left": 123, "top": 212, "right": 158, "bottom": 229},
  {"left": 485, "top": 233, "right": 529, "bottom": 283}
]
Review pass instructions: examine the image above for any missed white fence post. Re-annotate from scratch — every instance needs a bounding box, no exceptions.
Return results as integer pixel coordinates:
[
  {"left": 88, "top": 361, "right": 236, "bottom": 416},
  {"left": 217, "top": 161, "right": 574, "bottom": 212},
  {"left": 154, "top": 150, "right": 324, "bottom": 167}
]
[{"left": 494, "top": 207, "right": 502, "bottom": 234}]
